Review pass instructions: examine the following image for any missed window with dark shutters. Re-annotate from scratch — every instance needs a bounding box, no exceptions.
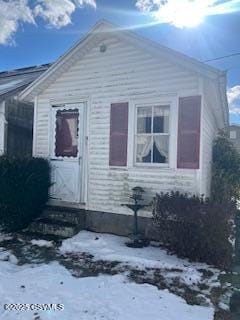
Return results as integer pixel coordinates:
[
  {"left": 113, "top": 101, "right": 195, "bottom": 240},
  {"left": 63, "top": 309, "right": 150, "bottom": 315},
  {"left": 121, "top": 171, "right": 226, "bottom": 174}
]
[
  {"left": 109, "top": 102, "right": 129, "bottom": 166},
  {"left": 177, "top": 96, "right": 201, "bottom": 169}
]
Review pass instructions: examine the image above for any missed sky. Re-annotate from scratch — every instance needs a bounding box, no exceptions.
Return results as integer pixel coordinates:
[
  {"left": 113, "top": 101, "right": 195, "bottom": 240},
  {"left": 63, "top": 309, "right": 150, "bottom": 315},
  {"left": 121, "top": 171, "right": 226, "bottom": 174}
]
[{"left": 0, "top": 0, "right": 240, "bottom": 123}]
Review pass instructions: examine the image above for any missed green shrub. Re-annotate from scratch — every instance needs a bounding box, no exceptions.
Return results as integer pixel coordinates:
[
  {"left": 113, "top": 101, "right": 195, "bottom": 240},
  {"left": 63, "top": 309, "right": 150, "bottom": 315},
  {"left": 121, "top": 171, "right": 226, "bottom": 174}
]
[
  {"left": 153, "top": 192, "right": 235, "bottom": 270},
  {"left": 211, "top": 131, "right": 240, "bottom": 203},
  {"left": 0, "top": 157, "right": 51, "bottom": 232}
]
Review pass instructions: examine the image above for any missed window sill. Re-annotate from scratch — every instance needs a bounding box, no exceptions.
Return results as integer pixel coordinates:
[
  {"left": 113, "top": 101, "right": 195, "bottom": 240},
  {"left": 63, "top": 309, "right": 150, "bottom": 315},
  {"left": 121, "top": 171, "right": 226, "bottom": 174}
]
[
  {"left": 134, "top": 163, "right": 170, "bottom": 169},
  {"left": 108, "top": 165, "right": 199, "bottom": 173},
  {"left": 109, "top": 164, "right": 172, "bottom": 171},
  {"left": 129, "top": 165, "right": 177, "bottom": 175},
  {"left": 109, "top": 166, "right": 128, "bottom": 171}
]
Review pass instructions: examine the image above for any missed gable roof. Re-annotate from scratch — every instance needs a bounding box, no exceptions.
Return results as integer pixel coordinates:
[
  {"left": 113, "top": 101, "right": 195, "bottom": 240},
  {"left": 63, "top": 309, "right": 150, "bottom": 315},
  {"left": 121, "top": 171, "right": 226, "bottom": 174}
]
[
  {"left": 0, "top": 64, "right": 51, "bottom": 103},
  {"left": 20, "top": 20, "right": 226, "bottom": 100},
  {"left": 19, "top": 20, "right": 228, "bottom": 127}
]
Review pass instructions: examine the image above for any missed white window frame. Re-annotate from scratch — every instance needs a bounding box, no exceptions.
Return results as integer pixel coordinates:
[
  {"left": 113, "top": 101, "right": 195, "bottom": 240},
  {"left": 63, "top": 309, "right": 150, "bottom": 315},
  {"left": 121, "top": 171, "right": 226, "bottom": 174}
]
[{"left": 134, "top": 102, "right": 172, "bottom": 168}]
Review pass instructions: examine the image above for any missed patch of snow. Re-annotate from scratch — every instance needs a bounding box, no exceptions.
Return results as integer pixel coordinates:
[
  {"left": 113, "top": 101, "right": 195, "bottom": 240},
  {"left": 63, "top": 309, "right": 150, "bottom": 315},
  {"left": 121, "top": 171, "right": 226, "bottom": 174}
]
[
  {"left": 30, "top": 239, "right": 53, "bottom": 248},
  {"left": 219, "top": 301, "right": 229, "bottom": 311},
  {"left": 61, "top": 231, "right": 193, "bottom": 268},
  {"left": 0, "top": 257, "right": 214, "bottom": 320},
  {"left": 0, "top": 250, "right": 18, "bottom": 264},
  {"left": 60, "top": 231, "right": 216, "bottom": 286}
]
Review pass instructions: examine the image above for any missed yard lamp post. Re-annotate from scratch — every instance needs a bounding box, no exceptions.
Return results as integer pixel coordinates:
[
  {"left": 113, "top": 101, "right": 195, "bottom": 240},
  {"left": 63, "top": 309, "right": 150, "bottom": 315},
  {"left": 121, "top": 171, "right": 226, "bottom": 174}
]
[{"left": 122, "top": 186, "right": 149, "bottom": 248}]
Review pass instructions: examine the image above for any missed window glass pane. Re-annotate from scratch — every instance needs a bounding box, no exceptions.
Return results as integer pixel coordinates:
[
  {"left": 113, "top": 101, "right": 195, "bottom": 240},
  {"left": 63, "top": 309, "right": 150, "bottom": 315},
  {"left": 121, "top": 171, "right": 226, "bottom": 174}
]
[
  {"left": 153, "top": 106, "right": 169, "bottom": 133},
  {"left": 153, "top": 135, "right": 169, "bottom": 163},
  {"left": 136, "top": 135, "right": 152, "bottom": 163},
  {"left": 137, "top": 107, "right": 152, "bottom": 133},
  {"left": 55, "top": 109, "right": 79, "bottom": 157}
]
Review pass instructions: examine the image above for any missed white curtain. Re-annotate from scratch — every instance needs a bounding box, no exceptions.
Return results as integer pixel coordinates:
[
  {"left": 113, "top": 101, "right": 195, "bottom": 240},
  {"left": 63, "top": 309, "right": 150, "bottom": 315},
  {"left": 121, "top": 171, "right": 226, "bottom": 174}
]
[
  {"left": 154, "top": 136, "right": 169, "bottom": 160},
  {"left": 154, "top": 105, "right": 169, "bottom": 117},
  {"left": 138, "top": 107, "right": 152, "bottom": 117},
  {"left": 136, "top": 136, "right": 152, "bottom": 162}
]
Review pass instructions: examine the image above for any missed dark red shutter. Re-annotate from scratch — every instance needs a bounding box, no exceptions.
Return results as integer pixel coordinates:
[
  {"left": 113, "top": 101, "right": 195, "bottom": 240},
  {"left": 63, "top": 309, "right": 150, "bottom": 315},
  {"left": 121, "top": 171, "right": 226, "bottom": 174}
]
[
  {"left": 109, "top": 102, "right": 129, "bottom": 166},
  {"left": 177, "top": 96, "right": 201, "bottom": 169}
]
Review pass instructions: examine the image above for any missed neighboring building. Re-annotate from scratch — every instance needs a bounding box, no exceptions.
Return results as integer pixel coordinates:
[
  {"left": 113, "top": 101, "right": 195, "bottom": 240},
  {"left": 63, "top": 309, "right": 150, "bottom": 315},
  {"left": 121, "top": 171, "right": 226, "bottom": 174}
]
[
  {"left": 20, "top": 21, "right": 228, "bottom": 221},
  {"left": 0, "top": 64, "right": 50, "bottom": 157},
  {"left": 229, "top": 124, "right": 240, "bottom": 153}
]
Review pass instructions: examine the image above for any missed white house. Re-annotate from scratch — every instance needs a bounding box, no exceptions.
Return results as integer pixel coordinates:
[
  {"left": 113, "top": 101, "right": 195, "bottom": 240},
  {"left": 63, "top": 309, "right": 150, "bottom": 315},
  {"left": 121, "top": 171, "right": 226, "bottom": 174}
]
[{"left": 20, "top": 20, "right": 228, "bottom": 220}]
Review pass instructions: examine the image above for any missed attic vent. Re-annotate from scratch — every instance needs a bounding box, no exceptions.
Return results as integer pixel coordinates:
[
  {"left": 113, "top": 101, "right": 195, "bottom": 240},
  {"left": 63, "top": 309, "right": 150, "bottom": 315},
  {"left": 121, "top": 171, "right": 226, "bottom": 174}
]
[{"left": 100, "top": 44, "right": 106, "bottom": 53}]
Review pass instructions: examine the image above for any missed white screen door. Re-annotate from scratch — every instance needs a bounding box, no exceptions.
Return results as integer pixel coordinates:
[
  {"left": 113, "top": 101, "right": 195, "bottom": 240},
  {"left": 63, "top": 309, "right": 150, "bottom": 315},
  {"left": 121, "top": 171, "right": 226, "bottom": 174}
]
[{"left": 50, "top": 103, "right": 84, "bottom": 203}]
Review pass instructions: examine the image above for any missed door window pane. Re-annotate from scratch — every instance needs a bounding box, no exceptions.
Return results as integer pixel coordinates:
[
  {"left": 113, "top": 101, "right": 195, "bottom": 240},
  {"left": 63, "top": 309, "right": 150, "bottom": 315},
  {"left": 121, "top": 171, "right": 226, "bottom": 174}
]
[
  {"left": 137, "top": 107, "right": 152, "bottom": 133},
  {"left": 55, "top": 109, "right": 79, "bottom": 157}
]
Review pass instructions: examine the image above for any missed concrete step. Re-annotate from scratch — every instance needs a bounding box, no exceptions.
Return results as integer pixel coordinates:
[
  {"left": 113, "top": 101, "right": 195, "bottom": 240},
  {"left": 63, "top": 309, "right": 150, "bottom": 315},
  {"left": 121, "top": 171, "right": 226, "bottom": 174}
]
[
  {"left": 42, "top": 207, "right": 86, "bottom": 228},
  {"left": 18, "top": 230, "right": 63, "bottom": 243},
  {"left": 27, "top": 206, "right": 86, "bottom": 239},
  {"left": 28, "top": 218, "right": 79, "bottom": 238}
]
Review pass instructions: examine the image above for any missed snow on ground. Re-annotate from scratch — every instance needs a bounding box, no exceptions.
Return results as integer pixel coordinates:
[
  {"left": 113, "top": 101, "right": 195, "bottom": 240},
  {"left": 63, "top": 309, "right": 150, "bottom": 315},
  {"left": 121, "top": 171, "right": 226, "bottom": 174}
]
[
  {"left": 60, "top": 231, "right": 197, "bottom": 269},
  {"left": 30, "top": 239, "right": 53, "bottom": 248},
  {"left": 60, "top": 231, "right": 217, "bottom": 286},
  {"left": 0, "top": 256, "right": 214, "bottom": 320},
  {"left": 0, "top": 230, "right": 221, "bottom": 319}
]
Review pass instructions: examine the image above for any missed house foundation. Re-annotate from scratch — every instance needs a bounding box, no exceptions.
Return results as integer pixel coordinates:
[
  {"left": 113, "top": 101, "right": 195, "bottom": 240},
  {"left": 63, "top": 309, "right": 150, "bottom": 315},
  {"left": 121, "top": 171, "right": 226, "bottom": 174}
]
[{"left": 29, "top": 206, "right": 159, "bottom": 240}]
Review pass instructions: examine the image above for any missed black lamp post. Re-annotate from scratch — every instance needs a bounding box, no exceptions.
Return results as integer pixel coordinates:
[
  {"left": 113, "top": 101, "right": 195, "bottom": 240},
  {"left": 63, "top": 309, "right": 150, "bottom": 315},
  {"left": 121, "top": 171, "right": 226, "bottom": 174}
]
[{"left": 122, "top": 186, "right": 149, "bottom": 248}]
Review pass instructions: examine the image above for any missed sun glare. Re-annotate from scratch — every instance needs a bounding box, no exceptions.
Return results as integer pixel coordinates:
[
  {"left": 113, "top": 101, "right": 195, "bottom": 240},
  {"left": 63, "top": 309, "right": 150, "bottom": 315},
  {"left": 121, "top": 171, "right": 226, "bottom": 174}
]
[
  {"left": 146, "top": 0, "right": 240, "bottom": 28},
  {"left": 154, "top": 0, "right": 209, "bottom": 28}
]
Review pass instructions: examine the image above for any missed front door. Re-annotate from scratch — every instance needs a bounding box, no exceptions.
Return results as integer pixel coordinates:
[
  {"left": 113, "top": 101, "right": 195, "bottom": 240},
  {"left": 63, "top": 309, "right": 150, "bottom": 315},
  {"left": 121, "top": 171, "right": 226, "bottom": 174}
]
[{"left": 50, "top": 103, "right": 85, "bottom": 203}]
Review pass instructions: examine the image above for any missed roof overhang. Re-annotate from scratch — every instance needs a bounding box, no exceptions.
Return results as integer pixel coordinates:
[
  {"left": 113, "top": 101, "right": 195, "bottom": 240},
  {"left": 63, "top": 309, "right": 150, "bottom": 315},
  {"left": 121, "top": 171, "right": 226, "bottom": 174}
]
[{"left": 0, "top": 83, "right": 30, "bottom": 103}]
